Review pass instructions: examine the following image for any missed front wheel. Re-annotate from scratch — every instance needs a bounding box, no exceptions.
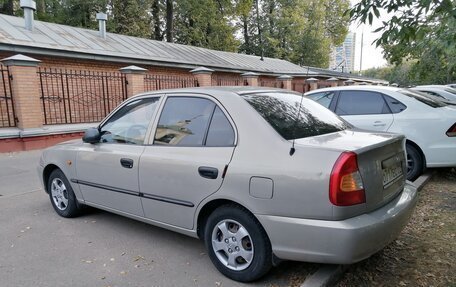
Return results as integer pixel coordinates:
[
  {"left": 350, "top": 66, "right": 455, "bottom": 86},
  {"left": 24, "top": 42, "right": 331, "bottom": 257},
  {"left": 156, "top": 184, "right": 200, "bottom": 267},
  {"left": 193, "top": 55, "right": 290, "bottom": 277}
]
[
  {"left": 204, "top": 205, "right": 272, "bottom": 282},
  {"left": 406, "top": 143, "right": 424, "bottom": 181},
  {"left": 48, "top": 169, "right": 81, "bottom": 218}
]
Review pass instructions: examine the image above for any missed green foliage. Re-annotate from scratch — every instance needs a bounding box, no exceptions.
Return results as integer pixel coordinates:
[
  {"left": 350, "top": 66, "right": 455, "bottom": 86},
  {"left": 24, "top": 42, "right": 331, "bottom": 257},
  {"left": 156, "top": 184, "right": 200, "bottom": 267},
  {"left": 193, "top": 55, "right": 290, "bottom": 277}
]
[
  {"left": 350, "top": 0, "right": 456, "bottom": 84},
  {"left": 0, "top": 0, "right": 351, "bottom": 68}
]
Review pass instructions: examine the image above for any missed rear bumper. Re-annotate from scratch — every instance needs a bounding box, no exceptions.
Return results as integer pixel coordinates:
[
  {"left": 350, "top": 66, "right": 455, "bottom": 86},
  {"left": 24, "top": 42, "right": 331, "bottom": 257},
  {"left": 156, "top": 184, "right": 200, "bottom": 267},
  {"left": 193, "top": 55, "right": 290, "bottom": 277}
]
[
  {"left": 256, "top": 183, "right": 418, "bottom": 264},
  {"left": 425, "top": 144, "right": 456, "bottom": 167}
]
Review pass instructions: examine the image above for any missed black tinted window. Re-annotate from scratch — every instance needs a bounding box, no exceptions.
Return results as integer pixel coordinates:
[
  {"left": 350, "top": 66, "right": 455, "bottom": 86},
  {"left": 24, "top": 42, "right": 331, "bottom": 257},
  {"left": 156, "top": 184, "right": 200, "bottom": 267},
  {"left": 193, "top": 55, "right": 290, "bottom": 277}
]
[
  {"left": 307, "top": 91, "right": 335, "bottom": 108},
  {"left": 154, "top": 97, "right": 215, "bottom": 146},
  {"left": 399, "top": 89, "right": 446, "bottom": 107},
  {"left": 336, "top": 91, "right": 391, "bottom": 115},
  {"left": 383, "top": 95, "right": 407, "bottom": 113},
  {"left": 206, "top": 107, "right": 235, "bottom": 146},
  {"left": 243, "top": 92, "right": 349, "bottom": 140}
]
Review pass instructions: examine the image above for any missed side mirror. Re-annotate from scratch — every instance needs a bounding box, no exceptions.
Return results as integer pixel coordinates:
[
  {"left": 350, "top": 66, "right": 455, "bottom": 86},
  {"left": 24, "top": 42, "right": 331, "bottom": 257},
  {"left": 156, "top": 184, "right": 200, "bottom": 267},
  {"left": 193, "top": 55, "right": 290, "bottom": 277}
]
[{"left": 82, "top": 127, "right": 101, "bottom": 144}]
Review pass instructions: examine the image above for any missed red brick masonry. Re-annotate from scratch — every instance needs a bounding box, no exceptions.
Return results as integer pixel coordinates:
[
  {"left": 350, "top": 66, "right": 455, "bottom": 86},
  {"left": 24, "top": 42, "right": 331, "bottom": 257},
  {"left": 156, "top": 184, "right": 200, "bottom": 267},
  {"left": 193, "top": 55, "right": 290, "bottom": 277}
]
[{"left": 0, "top": 132, "right": 83, "bottom": 153}]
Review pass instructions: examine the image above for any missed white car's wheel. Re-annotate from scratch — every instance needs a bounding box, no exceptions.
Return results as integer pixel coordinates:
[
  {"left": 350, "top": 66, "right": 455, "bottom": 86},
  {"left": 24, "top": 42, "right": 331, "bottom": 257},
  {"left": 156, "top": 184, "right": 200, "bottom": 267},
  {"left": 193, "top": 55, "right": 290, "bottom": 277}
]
[{"left": 406, "top": 143, "right": 424, "bottom": 181}]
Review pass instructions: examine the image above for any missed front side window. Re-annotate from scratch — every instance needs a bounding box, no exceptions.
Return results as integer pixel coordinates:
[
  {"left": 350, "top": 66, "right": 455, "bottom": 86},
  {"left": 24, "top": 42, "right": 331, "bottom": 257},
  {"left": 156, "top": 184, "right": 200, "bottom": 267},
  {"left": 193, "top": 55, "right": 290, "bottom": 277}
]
[
  {"left": 307, "top": 91, "right": 335, "bottom": 108},
  {"left": 336, "top": 91, "right": 391, "bottom": 115},
  {"left": 100, "top": 97, "right": 160, "bottom": 145},
  {"left": 154, "top": 97, "right": 215, "bottom": 146},
  {"left": 242, "top": 92, "right": 349, "bottom": 140}
]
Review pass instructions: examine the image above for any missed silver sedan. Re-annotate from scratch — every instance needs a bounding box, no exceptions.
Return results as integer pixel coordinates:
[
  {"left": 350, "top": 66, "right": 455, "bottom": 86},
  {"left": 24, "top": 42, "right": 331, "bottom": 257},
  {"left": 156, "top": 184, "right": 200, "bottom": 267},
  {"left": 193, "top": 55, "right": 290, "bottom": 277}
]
[{"left": 38, "top": 87, "right": 418, "bottom": 282}]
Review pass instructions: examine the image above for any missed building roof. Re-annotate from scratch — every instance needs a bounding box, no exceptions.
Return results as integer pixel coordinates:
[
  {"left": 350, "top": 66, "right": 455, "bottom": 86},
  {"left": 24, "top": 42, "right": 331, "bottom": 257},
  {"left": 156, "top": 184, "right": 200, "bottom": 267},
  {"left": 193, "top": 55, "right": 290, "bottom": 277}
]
[{"left": 0, "top": 13, "right": 383, "bottom": 82}]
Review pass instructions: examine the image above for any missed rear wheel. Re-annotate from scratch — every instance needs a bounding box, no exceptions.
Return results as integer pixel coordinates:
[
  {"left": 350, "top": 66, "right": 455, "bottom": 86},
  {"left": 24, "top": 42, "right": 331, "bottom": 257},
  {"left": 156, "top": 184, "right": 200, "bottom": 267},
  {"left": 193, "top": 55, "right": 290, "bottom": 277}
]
[
  {"left": 406, "top": 143, "right": 423, "bottom": 181},
  {"left": 204, "top": 205, "right": 272, "bottom": 282},
  {"left": 48, "top": 169, "right": 81, "bottom": 218}
]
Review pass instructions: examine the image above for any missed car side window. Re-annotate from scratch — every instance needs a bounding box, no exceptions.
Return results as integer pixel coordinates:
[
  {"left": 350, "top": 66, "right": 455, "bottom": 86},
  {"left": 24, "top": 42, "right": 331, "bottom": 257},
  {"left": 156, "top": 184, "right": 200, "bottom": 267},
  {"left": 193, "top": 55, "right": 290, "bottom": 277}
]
[
  {"left": 336, "top": 91, "right": 391, "bottom": 115},
  {"left": 383, "top": 95, "right": 407, "bottom": 113},
  {"left": 205, "top": 106, "right": 235, "bottom": 146},
  {"left": 154, "top": 97, "right": 215, "bottom": 146},
  {"left": 307, "top": 91, "right": 335, "bottom": 108},
  {"left": 100, "top": 97, "right": 160, "bottom": 145}
]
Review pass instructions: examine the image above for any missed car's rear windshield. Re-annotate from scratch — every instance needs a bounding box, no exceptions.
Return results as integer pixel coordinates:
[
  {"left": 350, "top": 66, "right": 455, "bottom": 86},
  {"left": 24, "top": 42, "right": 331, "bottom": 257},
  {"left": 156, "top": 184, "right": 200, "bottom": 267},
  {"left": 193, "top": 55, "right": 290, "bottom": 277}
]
[
  {"left": 399, "top": 89, "right": 447, "bottom": 108},
  {"left": 242, "top": 92, "right": 350, "bottom": 140}
]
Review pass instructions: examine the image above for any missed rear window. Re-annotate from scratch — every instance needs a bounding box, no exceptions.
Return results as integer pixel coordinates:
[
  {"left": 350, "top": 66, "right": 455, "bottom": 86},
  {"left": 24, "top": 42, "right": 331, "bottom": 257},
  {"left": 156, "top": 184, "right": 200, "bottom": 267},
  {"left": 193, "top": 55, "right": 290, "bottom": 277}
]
[
  {"left": 242, "top": 92, "right": 350, "bottom": 140},
  {"left": 399, "top": 89, "right": 447, "bottom": 108}
]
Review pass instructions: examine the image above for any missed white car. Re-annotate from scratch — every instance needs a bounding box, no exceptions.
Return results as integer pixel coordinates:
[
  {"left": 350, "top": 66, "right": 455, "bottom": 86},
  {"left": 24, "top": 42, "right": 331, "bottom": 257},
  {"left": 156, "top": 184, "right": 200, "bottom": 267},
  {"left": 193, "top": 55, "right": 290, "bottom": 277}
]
[
  {"left": 306, "top": 86, "right": 456, "bottom": 180},
  {"left": 412, "top": 85, "right": 456, "bottom": 102}
]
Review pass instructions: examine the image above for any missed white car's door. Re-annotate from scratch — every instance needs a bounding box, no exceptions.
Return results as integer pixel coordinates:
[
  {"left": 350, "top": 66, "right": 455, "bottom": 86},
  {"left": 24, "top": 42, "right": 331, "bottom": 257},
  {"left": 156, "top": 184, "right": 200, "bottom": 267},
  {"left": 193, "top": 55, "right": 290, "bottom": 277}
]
[
  {"left": 139, "top": 95, "right": 236, "bottom": 229},
  {"left": 76, "top": 97, "right": 161, "bottom": 216},
  {"left": 335, "top": 90, "right": 394, "bottom": 132}
]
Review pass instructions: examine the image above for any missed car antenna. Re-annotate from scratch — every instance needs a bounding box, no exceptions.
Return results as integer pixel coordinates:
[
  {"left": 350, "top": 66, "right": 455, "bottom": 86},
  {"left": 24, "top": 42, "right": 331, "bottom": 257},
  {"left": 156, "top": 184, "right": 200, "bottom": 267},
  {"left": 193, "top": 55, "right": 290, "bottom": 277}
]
[{"left": 290, "top": 66, "right": 310, "bottom": 156}]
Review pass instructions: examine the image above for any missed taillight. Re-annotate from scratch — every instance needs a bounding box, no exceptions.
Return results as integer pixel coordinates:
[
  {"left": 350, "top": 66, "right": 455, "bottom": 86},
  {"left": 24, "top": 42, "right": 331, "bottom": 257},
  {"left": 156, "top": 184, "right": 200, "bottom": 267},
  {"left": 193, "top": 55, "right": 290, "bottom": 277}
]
[
  {"left": 446, "top": 123, "right": 456, "bottom": 137},
  {"left": 329, "top": 152, "right": 366, "bottom": 206}
]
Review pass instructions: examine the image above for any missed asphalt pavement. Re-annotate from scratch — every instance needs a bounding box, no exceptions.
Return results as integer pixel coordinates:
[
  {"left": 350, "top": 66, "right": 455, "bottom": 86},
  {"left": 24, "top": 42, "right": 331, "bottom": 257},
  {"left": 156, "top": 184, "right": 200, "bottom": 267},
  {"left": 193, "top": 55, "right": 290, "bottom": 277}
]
[{"left": 0, "top": 150, "right": 316, "bottom": 287}]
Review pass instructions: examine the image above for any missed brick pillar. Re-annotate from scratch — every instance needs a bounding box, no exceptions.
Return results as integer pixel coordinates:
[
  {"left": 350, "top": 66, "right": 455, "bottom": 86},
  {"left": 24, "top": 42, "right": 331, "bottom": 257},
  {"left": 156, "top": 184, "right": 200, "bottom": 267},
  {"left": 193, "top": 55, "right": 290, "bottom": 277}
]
[
  {"left": 241, "top": 72, "right": 259, "bottom": 86},
  {"left": 327, "top": 77, "right": 339, "bottom": 87},
  {"left": 190, "top": 67, "right": 214, "bottom": 87},
  {"left": 306, "top": 77, "right": 319, "bottom": 91},
  {"left": 344, "top": 79, "right": 355, "bottom": 86},
  {"left": 2, "top": 54, "right": 43, "bottom": 129},
  {"left": 119, "top": 65, "right": 147, "bottom": 98},
  {"left": 277, "top": 75, "right": 293, "bottom": 90}
]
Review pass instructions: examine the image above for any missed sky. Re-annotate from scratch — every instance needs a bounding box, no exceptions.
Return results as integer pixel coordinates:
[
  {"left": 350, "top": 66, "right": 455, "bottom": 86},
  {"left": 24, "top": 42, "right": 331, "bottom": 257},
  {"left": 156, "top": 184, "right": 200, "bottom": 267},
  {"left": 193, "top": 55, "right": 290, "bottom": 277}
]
[{"left": 350, "top": 0, "right": 389, "bottom": 71}]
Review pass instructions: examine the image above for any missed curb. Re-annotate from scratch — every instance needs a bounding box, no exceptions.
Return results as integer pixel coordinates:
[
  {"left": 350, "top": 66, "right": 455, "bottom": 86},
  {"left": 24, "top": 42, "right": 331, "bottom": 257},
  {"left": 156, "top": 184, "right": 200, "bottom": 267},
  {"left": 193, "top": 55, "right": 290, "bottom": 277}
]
[
  {"left": 300, "top": 265, "right": 348, "bottom": 287},
  {"left": 412, "top": 172, "right": 433, "bottom": 192},
  {"left": 300, "top": 172, "right": 433, "bottom": 287}
]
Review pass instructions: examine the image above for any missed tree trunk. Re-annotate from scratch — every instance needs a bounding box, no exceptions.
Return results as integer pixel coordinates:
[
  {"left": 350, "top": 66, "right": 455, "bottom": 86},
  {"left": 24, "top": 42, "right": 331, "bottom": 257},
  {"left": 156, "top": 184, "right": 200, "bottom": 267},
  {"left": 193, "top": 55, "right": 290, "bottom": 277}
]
[
  {"left": 152, "top": 0, "right": 162, "bottom": 40},
  {"left": 37, "top": 0, "right": 46, "bottom": 14},
  {"left": 166, "top": 0, "right": 173, "bottom": 42},
  {"left": 242, "top": 15, "right": 250, "bottom": 54},
  {"left": 0, "top": 0, "right": 14, "bottom": 15}
]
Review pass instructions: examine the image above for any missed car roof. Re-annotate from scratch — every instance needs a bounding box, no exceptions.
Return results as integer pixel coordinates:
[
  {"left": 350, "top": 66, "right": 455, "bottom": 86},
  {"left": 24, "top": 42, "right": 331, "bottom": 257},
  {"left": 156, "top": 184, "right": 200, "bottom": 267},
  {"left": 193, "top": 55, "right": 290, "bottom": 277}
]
[
  {"left": 132, "top": 86, "right": 298, "bottom": 99},
  {"left": 304, "top": 85, "right": 402, "bottom": 94}
]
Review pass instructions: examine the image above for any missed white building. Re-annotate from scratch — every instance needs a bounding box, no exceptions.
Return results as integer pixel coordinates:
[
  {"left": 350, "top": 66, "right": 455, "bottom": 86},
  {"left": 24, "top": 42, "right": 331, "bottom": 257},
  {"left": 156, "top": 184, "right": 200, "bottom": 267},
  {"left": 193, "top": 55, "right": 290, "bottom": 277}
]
[{"left": 329, "top": 32, "right": 356, "bottom": 73}]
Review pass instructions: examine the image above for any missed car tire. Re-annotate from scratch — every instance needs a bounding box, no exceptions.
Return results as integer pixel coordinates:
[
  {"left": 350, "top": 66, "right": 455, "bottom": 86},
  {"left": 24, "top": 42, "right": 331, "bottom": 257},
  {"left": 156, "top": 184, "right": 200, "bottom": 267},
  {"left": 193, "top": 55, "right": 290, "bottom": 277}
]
[
  {"left": 47, "top": 169, "right": 81, "bottom": 218},
  {"left": 204, "top": 204, "right": 272, "bottom": 282},
  {"left": 406, "top": 143, "right": 423, "bottom": 181}
]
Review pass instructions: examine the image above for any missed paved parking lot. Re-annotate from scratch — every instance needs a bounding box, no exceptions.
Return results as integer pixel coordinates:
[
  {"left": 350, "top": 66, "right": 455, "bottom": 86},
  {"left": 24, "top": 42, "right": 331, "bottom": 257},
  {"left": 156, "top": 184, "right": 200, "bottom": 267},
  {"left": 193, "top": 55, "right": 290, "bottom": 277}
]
[{"left": 0, "top": 150, "right": 317, "bottom": 287}]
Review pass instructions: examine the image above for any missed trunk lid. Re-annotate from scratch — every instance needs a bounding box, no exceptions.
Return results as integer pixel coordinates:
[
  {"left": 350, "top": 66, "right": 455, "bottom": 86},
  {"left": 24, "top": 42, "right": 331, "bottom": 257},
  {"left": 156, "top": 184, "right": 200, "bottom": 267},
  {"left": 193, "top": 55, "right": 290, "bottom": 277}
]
[{"left": 294, "top": 129, "right": 406, "bottom": 218}]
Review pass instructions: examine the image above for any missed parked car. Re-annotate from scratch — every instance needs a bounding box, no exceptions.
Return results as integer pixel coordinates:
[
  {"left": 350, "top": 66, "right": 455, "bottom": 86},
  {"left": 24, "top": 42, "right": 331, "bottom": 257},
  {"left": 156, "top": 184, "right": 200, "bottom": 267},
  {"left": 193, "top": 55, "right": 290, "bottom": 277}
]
[
  {"left": 306, "top": 86, "right": 456, "bottom": 180},
  {"left": 447, "top": 84, "right": 456, "bottom": 89},
  {"left": 38, "top": 87, "right": 418, "bottom": 282},
  {"left": 412, "top": 85, "right": 456, "bottom": 102}
]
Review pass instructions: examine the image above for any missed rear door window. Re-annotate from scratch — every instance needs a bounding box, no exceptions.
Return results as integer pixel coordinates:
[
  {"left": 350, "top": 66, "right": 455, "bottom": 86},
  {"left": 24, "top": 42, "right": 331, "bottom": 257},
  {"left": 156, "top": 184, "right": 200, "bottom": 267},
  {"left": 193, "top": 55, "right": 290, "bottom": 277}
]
[
  {"left": 205, "top": 106, "right": 235, "bottom": 146},
  {"left": 383, "top": 95, "right": 407, "bottom": 113},
  {"left": 336, "top": 91, "right": 391, "bottom": 115},
  {"left": 154, "top": 97, "right": 215, "bottom": 146}
]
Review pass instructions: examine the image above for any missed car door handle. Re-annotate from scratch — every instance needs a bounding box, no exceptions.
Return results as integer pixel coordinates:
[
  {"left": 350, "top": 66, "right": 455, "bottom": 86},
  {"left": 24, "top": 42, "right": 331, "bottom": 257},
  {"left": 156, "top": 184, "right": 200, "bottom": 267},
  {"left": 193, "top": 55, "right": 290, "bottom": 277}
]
[
  {"left": 373, "top": 121, "right": 386, "bottom": 127},
  {"left": 198, "top": 166, "right": 218, "bottom": 179},
  {"left": 120, "top": 158, "right": 134, "bottom": 169}
]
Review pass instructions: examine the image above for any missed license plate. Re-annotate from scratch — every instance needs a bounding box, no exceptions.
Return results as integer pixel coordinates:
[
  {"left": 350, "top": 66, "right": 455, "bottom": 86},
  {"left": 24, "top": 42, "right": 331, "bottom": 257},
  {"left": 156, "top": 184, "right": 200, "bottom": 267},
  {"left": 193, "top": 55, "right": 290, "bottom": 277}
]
[{"left": 382, "top": 164, "right": 403, "bottom": 187}]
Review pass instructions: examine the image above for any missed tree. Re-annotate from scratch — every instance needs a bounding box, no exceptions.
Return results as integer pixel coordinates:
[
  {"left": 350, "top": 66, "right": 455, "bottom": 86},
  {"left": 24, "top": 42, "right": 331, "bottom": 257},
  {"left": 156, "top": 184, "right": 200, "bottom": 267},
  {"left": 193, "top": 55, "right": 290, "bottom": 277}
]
[
  {"left": 110, "top": 0, "right": 151, "bottom": 38},
  {"left": 0, "top": 0, "right": 15, "bottom": 15},
  {"left": 173, "top": 0, "right": 239, "bottom": 51},
  {"left": 349, "top": 0, "right": 456, "bottom": 84}
]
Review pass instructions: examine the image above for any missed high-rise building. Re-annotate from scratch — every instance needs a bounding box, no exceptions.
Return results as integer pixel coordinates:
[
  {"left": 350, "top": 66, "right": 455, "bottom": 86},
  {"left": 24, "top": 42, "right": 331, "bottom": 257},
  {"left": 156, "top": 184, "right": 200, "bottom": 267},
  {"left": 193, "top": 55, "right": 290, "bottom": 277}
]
[{"left": 329, "top": 32, "right": 356, "bottom": 73}]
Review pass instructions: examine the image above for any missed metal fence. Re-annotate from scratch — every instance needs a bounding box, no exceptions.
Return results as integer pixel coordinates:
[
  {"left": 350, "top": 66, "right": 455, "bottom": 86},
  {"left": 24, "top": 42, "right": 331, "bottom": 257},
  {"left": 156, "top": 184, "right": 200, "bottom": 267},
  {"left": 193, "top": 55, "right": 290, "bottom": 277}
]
[
  {"left": 0, "top": 66, "right": 15, "bottom": 128},
  {"left": 144, "top": 74, "right": 198, "bottom": 91},
  {"left": 211, "top": 74, "right": 246, "bottom": 86},
  {"left": 38, "top": 68, "right": 127, "bottom": 125}
]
